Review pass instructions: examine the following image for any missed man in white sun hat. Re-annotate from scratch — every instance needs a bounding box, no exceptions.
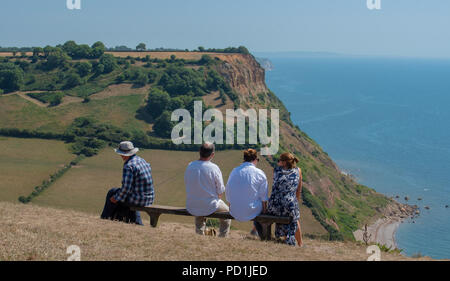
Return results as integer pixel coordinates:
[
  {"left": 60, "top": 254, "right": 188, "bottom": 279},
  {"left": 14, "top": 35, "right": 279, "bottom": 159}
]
[{"left": 101, "top": 141, "right": 155, "bottom": 224}]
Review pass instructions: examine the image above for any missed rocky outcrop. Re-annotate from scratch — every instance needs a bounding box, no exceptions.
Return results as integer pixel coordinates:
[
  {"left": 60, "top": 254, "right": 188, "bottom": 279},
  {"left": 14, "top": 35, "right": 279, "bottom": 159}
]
[{"left": 213, "top": 53, "right": 268, "bottom": 97}]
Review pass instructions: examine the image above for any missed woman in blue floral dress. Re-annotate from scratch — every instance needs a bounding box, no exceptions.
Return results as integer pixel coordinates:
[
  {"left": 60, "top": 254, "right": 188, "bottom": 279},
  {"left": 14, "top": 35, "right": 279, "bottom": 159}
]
[{"left": 267, "top": 152, "right": 303, "bottom": 246}]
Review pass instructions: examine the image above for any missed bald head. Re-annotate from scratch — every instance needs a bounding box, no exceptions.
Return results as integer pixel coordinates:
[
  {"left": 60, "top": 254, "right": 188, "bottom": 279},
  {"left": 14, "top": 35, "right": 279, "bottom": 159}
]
[{"left": 199, "top": 142, "right": 215, "bottom": 159}]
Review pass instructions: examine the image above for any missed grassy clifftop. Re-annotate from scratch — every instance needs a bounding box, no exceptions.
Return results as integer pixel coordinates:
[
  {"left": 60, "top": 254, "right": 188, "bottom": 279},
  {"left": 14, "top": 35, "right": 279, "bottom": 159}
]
[{"left": 0, "top": 202, "right": 427, "bottom": 261}]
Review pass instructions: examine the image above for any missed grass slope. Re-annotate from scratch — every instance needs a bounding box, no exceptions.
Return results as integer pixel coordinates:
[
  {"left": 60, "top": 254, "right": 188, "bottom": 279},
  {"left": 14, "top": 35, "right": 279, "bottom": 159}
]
[
  {"left": 0, "top": 137, "right": 74, "bottom": 202},
  {"left": 0, "top": 202, "right": 431, "bottom": 261},
  {"left": 0, "top": 92, "right": 149, "bottom": 133}
]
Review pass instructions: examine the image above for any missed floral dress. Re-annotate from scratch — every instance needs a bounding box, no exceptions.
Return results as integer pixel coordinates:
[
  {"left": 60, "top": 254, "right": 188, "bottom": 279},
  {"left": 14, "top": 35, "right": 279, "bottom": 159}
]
[{"left": 267, "top": 166, "right": 300, "bottom": 246}]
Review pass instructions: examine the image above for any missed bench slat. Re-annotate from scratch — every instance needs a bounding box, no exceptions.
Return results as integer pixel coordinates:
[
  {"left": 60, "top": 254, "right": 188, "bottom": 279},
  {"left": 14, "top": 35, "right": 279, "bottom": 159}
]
[{"left": 131, "top": 205, "right": 292, "bottom": 224}]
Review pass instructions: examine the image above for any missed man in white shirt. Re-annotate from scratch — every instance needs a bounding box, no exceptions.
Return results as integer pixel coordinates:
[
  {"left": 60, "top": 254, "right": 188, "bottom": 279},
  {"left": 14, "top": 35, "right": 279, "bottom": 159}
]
[
  {"left": 226, "top": 149, "right": 268, "bottom": 236},
  {"left": 184, "top": 142, "right": 231, "bottom": 237}
]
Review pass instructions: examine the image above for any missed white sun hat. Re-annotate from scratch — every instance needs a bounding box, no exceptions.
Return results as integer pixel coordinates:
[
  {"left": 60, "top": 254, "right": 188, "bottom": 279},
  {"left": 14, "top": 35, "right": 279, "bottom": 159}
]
[{"left": 114, "top": 141, "right": 139, "bottom": 156}]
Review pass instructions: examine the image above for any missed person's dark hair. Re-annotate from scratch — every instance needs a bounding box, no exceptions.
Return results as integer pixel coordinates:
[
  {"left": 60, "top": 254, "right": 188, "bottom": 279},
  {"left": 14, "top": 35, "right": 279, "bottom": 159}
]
[
  {"left": 199, "top": 142, "right": 215, "bottom": 158},
  {"left": 243, "top": 149, "right": 258, "bottom": 162}
]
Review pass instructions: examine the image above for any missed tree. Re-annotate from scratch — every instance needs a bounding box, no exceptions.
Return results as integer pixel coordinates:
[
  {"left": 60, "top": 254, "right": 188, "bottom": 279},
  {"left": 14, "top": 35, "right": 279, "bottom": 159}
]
[
  {"left": 94, "top": 63, "right": 105, "bottom": 74},
  {"left": 168, "top": 96, "right": 185, "bottom": 110},
  {"left": 49, "top": 92, "right": 64, "bottom": 106},
  {"left": 64, "top": 72, "right": 83, "bottom": 89},
  {"left": 136, "top": 43, "right": 146, "bottom": 51},
  {"left": 32, "top": 47, "right": 43, "bottom": 57},
  {"left": 146, "top": 88, "right": 170, "bottom": 118},
  {"left": 147, "top": 69, "right": 158, "bottom": 83},
  {"left": 73, "top": 44, "right": 92, "bottom": 59},
  {"left": 74, "top": 61, "right": 92, "bottom": 77},
  {"left": 43, "top": 45, "right": 53, "bottom": 57},
  {"left": 91, "top": 41, "right": 106, "bottom": 58},
  {"left": 0, "top": 63, "right": 24, "bottom": 93},
  {"left": 153, "top": 111, "right": 174, "bottom": 138},
  {"left": 62, "top": 40, "right": 78, "bottom": 57},
  {"left": 199, "top": 54, "right": 213, "bottom": 65},
  {"left": 44, "top": 48, "right": 69, "bottom": 70},
  {"left": 91, "top": 41, "right": 106, "bottom": 50},
  {"left": 237, "top": 46, "right": 250, "bottom": 54},
  {"left": 134, "top": 71, "right": 148, "bottom": 87},
  {"left": 99, "top": 54, "right": 117, "bottom": 73}
]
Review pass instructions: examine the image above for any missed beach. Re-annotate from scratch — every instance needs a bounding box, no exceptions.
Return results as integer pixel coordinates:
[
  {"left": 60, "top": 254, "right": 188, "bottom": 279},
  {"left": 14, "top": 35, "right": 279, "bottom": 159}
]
[
  {"left": 353, "top": 201, "right": 418, "bottom": 250},
  {"left": 354, "top": 217, "right": 401, "bottom": 249}
]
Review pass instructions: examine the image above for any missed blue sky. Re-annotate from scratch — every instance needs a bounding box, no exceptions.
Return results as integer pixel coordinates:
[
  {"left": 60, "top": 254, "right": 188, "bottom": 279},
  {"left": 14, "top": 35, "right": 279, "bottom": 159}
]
[{"left": 1, "top": 0, "right": 450, "bottom": 57}]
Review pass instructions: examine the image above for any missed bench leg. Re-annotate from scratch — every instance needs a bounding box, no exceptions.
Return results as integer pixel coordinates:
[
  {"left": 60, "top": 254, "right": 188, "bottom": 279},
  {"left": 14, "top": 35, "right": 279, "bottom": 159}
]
[
  {"left": 149, "top": 213, "right": 161, "bottom": 227},
  {"left": 260, "top": 223, "right": 272, "bottom": 241}
]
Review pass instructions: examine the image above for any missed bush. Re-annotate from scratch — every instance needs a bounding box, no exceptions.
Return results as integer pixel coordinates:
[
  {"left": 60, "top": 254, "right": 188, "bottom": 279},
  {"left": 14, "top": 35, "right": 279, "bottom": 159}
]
[
  {"left": 147, "top": 69, "right": 159, "bottom": 83},
  {"left": 199, "top": 55, "right": 214, "bottom": 65},
  {"left": 158, "top": 65, "right": 208, "bottom": 97},
  {"left": 0, "top": 63, "right": 24, "bottom": 92},
  {"left": 43, "top": 48, "right": 69, "bottom": 70},
  {"left": 153, "top": 111, "right": 174, "bottom": 138},
  {"left": 94, "top": 63, "right": 105, "bottom": 74},
  {"left": 130, "top": 69, "right": 148, "bottom": 87},
  {"left": 146, "top": 88, "right": 171, "bottom": 119},
  {"left": 64, "top": 72, "right": 83, "bottom": 89},
  {"left": 70, "top": 137, "right": 106, "bottom": 156},
  {"left": 99, "top": 54, "right": 117, "bottom": 73},
  {"left": 74, "top": 61, "right": 92, "bottom": 77},
  {"left": 27, "top": 92, "right": 64, "bottom": 106}
]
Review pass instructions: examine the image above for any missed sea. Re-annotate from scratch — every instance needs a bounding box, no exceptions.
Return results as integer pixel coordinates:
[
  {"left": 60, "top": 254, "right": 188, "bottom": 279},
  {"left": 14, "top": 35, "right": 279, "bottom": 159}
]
[{"left": 261, "top": 54, "right": 450, "bottom": 259}]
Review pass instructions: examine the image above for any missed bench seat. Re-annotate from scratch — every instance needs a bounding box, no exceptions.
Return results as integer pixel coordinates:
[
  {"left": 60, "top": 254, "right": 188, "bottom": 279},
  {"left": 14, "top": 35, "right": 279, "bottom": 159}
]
[{"left": 131, "top": 204, "right": 292, "bottom": 241}]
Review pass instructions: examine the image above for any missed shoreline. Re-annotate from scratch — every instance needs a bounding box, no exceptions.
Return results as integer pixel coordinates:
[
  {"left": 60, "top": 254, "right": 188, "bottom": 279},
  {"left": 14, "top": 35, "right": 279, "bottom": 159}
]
[
  {"left": 354, "top": 217, "right": 401, "bottom": 249},
  {"left": 353, "top": 201, "right": 418, "bottom": 250}
]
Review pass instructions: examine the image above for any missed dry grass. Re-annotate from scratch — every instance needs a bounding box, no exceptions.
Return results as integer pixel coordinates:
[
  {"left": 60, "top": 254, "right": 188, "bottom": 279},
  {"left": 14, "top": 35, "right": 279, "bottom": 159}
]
[
  {"left": 0, "top": 137, "right": 74, "bottom": 202},
  {"left": 90, "top": 83, "right": 150, "bottom": 100},
  {"left": 0, "top": 52, "right": 33, "bottom": 57},
  {"left": 0, "top": 202, "right": 432, "bottom": 261},
  {"left": 202, "top": 90, "right": 235, "bottom": 112},
  {"left": 105, "top": 51, "right": 236, "bottom": 60}
]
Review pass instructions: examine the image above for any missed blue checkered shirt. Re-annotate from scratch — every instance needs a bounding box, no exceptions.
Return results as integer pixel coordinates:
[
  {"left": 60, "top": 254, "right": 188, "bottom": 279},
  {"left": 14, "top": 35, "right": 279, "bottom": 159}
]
[{"left": 114, "top": 155, "right": 155, "bottom": 206}]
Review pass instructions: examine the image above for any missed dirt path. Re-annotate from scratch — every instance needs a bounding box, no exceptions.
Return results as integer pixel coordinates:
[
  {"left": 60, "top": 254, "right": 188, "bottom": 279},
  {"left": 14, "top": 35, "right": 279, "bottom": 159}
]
[
  {"left": 1, "top": 84, "right": 147, "bottom": 107},
  {"left": 14, "top": 92, "right": 47, "bottom": 107}
]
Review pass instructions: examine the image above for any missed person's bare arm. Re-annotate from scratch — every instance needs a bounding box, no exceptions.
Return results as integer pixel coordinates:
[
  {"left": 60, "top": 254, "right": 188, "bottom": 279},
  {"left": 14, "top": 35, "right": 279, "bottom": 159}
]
[{"left": 296, "top": 168, "right": 302, "bottom": 201}]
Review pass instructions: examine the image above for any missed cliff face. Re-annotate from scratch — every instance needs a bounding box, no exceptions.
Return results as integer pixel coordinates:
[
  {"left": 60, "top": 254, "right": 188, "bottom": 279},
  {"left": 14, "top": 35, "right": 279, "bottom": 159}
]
[
  {"left": 212, "top": 53, "right": 268, "bottom": 99},
  {"left": 209, "top": 53, "right": 394, "bottom": 240}
]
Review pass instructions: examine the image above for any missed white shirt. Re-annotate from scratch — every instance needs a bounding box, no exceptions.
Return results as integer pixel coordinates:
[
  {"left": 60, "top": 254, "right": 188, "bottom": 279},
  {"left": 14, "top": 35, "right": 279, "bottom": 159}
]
[
  {"left": 226, "top": 162, "right": 269, "bottom": 221},
  {"left": 185, "top": 160, "right": 225, "bottom": 216}
]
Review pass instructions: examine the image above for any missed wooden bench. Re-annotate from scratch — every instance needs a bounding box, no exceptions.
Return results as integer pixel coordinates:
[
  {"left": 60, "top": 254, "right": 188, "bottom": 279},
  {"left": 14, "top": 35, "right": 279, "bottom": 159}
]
[{"left": 130, "top": 205, "right": 292, "bottom": 241}]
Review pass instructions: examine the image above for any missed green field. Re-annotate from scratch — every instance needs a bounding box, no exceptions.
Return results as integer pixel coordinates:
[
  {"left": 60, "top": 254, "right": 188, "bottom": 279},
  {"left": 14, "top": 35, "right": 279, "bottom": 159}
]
[
  {"left": 0, "top": 137, "right": 74, "bottom": 202},
  {"left": 0, "top": 93, "right": 149, "bottom": 133},
  {"left": 31, "top": 147, "right": 326, "bottom": 234}
]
